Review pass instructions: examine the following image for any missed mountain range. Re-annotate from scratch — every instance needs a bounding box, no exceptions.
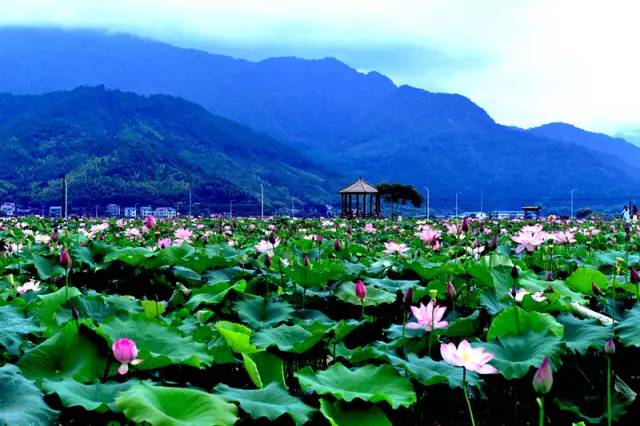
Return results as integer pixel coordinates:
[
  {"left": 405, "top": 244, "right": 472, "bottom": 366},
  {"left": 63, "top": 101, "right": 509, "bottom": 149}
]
[{"left": 0, "top": 27, "right": 638, "bottom": 212}]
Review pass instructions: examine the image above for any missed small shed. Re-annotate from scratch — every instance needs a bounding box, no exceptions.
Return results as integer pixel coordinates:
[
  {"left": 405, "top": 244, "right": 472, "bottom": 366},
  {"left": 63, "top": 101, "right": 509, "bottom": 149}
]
[
  {"left": 522, "top": 206, "right": 541, "bottom": 219},
  {"left": 338, "top": 178, "right": 381, "bottom": 218}
]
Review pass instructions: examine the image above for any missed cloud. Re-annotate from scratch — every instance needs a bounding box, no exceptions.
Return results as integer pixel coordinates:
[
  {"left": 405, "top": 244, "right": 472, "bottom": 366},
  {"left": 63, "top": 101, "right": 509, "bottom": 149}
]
[{"left": 1, "top": 0, "right": 639, "bottom": 135}]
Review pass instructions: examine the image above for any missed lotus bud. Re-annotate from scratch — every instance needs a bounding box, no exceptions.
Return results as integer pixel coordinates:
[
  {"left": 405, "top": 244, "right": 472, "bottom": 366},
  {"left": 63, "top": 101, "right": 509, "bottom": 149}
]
[
  {"left": 334, "top": 239, "right": 341, "bottom": 251},
  {"left": 545, "top": 271, "right": 553, "bottom": 281},
  {"left": 59, "top": 248, "right": 72, "bottom": 269},
  {"left": 51, "top": 231, "right": 59, "bottom": 242},
  {"left": 264, "top": 255, "right": 272, "bottom": 268},
  {"left": 532, "top": 357, "right": 553, "bottom": 394},
  {"left": 303, "top": 254, "right": 310, "bottom": 267},
  {"left": 488, "top": 235, "right": 498, "bottom": 251},
  {"left": 268, "top": 233, "right": 277, "bottom": 245},
  {"left": 447, "top": 281, "right": 457, "bottom": 299},
  {"left": 511, "top": 265, "right": 519, "bottom": 280},
  {"left": 145, "top": 215, "right": 157, "bottom": 228},
  {"left": 403, "top": 288, "right": 413, "bottom": 305},
  {"left": 592, "top": 282, "right": 602, "bottom": 295},
  {"left": 604, "top": 338, "right": 616, "bottom": 355},
  {"left": 355, "top": 280, "right": 366, "bottom": 299},
  {"left": 71, "top": 304, "right": 80, "bottom": 321},
  {"left": 461, "top": 217, "right": 469, "bottom": 233},
  {"left": 631, "top": 268, "right": 640, "bottom": 284}
]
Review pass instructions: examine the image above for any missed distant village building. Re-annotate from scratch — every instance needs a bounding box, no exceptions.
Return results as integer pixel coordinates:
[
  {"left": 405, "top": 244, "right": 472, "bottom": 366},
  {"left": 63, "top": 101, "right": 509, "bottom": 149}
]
[
  {"left": 49, "top": 206, "right": 62, "bottom": 218},
  {"left": 155, "top": 207, "right": 177, "bottom": 219},
  {"left": 140, "top": 206, "right": 153, "bottom": 217},
  {"left": 123, "top": 207, "right": 137, "bottom": 218},
  {"left": 106, "top": 204, "right": 121, "bottom": 217},
  {"left": 0, "top": 202, "right": 15, "bottom": 216}
]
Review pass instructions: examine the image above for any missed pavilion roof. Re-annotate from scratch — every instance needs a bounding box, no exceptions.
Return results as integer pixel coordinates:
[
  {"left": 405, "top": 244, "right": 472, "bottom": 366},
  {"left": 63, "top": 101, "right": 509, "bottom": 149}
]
[{"left": 338, "top": 178, "right": 378, "bottom": 194}]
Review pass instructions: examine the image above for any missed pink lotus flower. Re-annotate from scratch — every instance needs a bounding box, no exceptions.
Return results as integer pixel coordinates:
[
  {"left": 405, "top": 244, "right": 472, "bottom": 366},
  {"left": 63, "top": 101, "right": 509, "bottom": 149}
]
[
  {"left": 157, "top": 237, "right": 172, "bottom": 249},
  {"left": 17, "top": 279, "right": 41, "bottom": 294},
  {"left": 509, "top": 288, "right": 546, "bottom": 302},
  {"left": 363, "top": 223, "right": 376, "bottom": 233},
  {"left": 407, "top": 300, "right": 448, "bottom": 331},
  {"left": 440, "top": 340, "right": 498, "bottom": 374},
  {"left": 173, "top": 229, "right": 192, "bottom": 244},
  {"left": 255, "top": 238, "right": 280, "bottom": 256},
  {"left": 553, "top": 230, "right": 576, "bottom": 245},
  {"left": 445, "top": 223, "right": 460, "bottom": 235},
  {"left": 416, "top": 227, "right": 442, "bottom": 249},
  {"left": 355, "top": 279, "right": 366, "bottom": 299},
  {"left": 383, "top": 241, "right": 409, "bottom": 255},
  {"left": 112, "top": 338, "right": 143, "bottom": 375},
  {"left": 512, "top": 224, "right": 548, "bottom": 254},
  {"left": 145, "top": 215, "right": 157, "bottom": 228}
]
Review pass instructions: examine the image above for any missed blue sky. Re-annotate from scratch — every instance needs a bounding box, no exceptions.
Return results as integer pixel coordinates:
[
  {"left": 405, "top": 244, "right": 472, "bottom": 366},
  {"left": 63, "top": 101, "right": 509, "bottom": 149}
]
[{"left": 2, "top": 0, "right": 639, "bottom": 141}]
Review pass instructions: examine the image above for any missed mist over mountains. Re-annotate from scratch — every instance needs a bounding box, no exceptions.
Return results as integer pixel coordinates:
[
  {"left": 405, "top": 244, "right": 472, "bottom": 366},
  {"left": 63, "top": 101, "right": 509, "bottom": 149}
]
[{"left": 0, "top": 27, "right": 638, "bottom": 212}]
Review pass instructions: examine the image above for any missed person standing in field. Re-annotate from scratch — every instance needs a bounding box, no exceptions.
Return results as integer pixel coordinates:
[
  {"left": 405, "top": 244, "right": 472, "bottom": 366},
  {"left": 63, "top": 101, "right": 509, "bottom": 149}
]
[
  {"left": 633, "top": 205, "right": 638, "bottom": 222},
  {"left": 622, "top": 205, "right": 631, "bottom": 223}
]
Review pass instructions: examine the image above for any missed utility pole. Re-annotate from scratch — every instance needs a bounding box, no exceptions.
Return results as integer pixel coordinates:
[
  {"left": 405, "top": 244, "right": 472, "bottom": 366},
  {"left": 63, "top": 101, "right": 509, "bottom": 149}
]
[
  {"left": 95, "top": 205, "right": 99, "bottom": 218},
  {"left": 260, "top": 184, "right": 264, "bottom": 219},
  {"left": 188, "top": 185, "right": 192, "bottom": 217},
  {"left": 62, "top": 175, "right": 68, "bottom": 218},
  {"left": 570, "top": 188, "right": 577, "bottom": 220},
  {"left": 291, "top": 198, "right": 295, "bottom": 218},
  {"left": 480, "top": 187, "right": 484, "bottom": 214},
  {"left": 423, "top": 186, "right": 430, "bottom": 220},
  {"left": 455, "top": 192, "right": 461, "bottom": 218}
]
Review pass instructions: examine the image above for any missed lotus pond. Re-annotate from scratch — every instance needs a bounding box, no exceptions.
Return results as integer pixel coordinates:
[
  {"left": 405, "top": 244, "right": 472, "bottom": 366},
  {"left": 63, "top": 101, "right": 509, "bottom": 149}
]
[{"left": 1, "top": 216, "right": 639, "bottom": 425}]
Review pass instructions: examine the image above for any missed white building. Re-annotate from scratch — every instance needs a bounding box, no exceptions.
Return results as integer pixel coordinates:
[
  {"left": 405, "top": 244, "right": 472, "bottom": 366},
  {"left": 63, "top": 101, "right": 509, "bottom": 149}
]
[
  {"left": 140, "top": 206, "right": 153, "bottom": 217},
  {"left": 49, "top": 206, "right": 62, "bottom": 218},
  {"left": 0, "top": 202, "right": 15, "bottom": 216},
  {"left": 106, "top": 204, "right": 121, "bottom": 217},
  {"left": 124, "top": 207, "right": 137, "bottom": 218},
  {"left": 155, "top": 207, "right": 177, "bottom": 219}
]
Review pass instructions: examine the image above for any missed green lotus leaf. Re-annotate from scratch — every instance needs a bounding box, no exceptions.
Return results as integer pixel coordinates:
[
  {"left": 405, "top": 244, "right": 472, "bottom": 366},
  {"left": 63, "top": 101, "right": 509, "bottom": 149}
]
[
  {"left": 104, "top": 247, "right": 154, "bottom": 266},
  {"left": 41, "top": 378, "right": 141, "bottom": 413},
  {"left": 0, "top": 304, "right": 41, "bottom": 355},
  {"left": 186, "top": 280, "right": 247, "bottom": 310},
  {"left": 96, "top": 315, "right": 214, "bottom": 370},
  {"left": 242, "top": 351, "right": 286, "bottom": 388},
  {"left": 18, "top": 322, "right": 106, "bottom": 383},
  {"left": 253, "top": 322, "right": 329, "bottom": 353},
  {"left": 0, "top": 364, "right": 58, "bottom": 425},
  {"left": 233, "top": 296, "right": 293, "bottom": 329},
  {"left": 386, "top": 353, "right": 482, "bottom": 389},
  {"left": 365, "top": 277, "right": 419, "bottom": 293},
  {"left": 477, "top": 332, "right": 564, "bottom": 379},
  {"left": 319, "top": 398, "right": 392, "bottom": 426},
  {"left": 31, "top": 254, "right": 66, "bottom": 279},
  {"left": 616, "top": 304, "right": 640, "bottom": 348},
  {"left": 487, "top": 306, "right": 564, "bottom": 339},
  {"left": 74, "top": 290, "right": 140, "bottom": 322},
  {"left": 215, "top": 383, "right": 314, "bottom": 425},
  {"left": 295, "top": 362, "right": 416, "bottom": 409},
  {"left": 141, "top": 300, "right": 166, "bottom": 319},
  {"left": 557, "top": 313, "right": 611, "bottom": 355},
  {"left": 215, "top": 320, "right": 257, "bottom": 354},
  {"left": 565, "top": 268, "right": 609, "bottom": 294},
  {"left": 28, "top": 286, "right": 82, "bottom": 330},
  {"left": 443, "top": 311, "right": 480, "bottom": 337},
  {"left": 336, "top": 281, "right": 396, "bottom": 306},
  {"left": 116, "top": 383, "right": 237, "bottom": 426}
]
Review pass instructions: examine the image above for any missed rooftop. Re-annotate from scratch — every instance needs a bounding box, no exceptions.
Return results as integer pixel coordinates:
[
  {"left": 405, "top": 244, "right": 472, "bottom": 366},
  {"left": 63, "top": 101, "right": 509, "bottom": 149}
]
[{"left": 338, "top": 178, "right": 378, "bottom": 194}]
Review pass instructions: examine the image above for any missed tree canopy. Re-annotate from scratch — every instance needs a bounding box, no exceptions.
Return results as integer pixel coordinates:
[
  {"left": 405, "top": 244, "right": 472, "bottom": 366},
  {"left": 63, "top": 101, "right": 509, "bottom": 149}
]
[{"left": 376, "top": 183, "right": 424, "bottom": 217}]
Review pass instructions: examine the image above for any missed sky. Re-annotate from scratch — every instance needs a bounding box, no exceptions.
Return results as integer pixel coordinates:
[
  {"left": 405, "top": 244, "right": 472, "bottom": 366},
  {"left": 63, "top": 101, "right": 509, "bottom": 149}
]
[{"left": 1, "top": 0, "right": 640, "bottom": 141}]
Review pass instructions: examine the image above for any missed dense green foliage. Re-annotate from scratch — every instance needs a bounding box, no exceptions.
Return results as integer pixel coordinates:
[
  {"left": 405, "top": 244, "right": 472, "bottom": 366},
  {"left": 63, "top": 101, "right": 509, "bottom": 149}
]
[{"left": 1, "top": 216, "right": 640, "bottom": 424}]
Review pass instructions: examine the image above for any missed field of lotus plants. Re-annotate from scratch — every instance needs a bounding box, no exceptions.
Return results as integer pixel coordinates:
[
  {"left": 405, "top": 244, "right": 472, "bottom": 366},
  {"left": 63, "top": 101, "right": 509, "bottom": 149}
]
[{"left": 1, "top": 214, "right": 640, "bottom": 425}]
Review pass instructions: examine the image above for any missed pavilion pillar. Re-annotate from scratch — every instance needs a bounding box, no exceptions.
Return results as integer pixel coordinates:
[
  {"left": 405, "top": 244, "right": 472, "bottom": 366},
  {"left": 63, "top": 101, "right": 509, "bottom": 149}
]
[
  {"left": 356, "top": 194, "right": 360, "bottom": 217},
  {"left": 376, "top": 194, "right": 380, "bottom": 216},
  {"left": 348, "top": 194, "right": 352, "bottom": 216},
  {"left": 363, "top": 193, "right": 367, "bottom": 217}
]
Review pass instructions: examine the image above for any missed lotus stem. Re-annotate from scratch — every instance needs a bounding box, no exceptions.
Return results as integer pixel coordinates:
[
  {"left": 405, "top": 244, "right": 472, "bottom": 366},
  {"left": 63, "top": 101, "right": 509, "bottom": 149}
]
[
  {"left": 462, "top": 367, "right": 476, "bottom": 426},
  {"left": 536, "top": 396, "right": 544, "bottom": 426},
  {"left": 607, "top": 355, "right": 612, "bottom": 426}
]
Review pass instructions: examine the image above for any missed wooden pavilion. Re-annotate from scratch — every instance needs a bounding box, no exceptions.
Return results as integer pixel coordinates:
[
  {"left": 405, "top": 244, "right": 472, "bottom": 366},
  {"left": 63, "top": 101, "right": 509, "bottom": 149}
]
[
  {"left": 338, "top": 178, "right": 381, "bottom": 218},
  {"left": 522, "top": 205, "right": 542, "bottom": 219}
]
